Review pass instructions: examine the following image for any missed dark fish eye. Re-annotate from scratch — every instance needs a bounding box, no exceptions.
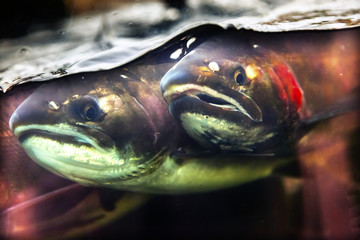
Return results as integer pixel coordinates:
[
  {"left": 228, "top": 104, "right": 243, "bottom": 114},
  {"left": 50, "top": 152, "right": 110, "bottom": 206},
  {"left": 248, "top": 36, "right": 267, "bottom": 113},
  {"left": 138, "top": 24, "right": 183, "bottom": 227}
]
[
  {"left": 75, "top": 96, "right": 102, "bottom": 122},
  {"left": 83, "top": 105, "right": 97, "bottom": 121},
  {"left": 234, "top": 67, "right": 247, "bottom": 86}
]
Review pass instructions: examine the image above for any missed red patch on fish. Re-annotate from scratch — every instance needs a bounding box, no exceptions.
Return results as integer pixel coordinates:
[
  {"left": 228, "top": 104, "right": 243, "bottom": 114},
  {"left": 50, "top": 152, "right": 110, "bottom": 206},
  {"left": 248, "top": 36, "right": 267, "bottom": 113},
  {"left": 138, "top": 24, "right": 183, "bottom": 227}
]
[
  {"left": 273, "top": 63, "right": 303, "bottom": 113},
  {"left": 265, "top": 66, "right": 289, "bottom": 109}
]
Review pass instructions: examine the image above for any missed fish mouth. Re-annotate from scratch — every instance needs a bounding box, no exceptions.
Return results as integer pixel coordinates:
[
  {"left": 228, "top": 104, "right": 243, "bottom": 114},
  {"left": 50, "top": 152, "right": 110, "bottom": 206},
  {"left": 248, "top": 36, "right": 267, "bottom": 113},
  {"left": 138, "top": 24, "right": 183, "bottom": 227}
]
[
  {"left": 12, "top": 124, "right": 166, "bottom": 186},
  {"left": 163, "top": 84, "right": 262, "bottom": 122},
  {"left": 14, "top": 124, "right": 112, "bottom": 153},
  {"left": 12, "top": 124, "right": 124, "bottom": 183}
]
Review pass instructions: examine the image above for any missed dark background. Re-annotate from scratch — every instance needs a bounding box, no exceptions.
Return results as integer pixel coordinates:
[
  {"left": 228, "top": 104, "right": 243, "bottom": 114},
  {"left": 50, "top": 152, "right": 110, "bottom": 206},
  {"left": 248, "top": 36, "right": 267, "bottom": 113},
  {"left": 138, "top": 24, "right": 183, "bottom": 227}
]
[
  {"left": 0, "top": 0, "right": 186, "bottom": 39},
  {"left": 0, "top": 0, "right": 68, "bottom": 39}
]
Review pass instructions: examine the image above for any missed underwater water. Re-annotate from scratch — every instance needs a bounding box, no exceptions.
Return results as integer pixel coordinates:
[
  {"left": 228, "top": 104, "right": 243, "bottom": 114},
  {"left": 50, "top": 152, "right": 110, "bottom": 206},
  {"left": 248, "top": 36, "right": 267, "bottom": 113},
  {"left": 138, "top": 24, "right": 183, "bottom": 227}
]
[{"left": 0, "top": 1, "right": 360, "bottom": 239}]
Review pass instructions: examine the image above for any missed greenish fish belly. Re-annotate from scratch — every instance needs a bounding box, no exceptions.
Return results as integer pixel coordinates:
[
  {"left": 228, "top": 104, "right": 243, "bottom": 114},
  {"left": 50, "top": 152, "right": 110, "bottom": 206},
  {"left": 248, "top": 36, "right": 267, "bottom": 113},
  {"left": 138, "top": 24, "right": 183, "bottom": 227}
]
[{"left": 105, "top": 153, "right": 291, "bottom": 194}]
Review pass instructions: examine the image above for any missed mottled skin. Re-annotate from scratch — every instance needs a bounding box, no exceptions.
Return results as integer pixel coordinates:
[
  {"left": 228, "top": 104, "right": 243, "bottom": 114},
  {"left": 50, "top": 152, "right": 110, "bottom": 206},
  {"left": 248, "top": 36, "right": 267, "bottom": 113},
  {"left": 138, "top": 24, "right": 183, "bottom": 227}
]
[{"left": 161, "top": 32, "right": 304, "bottom": 154}]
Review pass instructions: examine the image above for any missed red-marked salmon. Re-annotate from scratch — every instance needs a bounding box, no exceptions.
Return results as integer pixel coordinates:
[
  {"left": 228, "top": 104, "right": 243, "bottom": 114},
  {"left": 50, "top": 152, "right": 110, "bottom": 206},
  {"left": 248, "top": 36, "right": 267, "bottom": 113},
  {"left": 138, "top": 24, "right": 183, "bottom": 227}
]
[{"left": 161, "top": 30, "right": 359, "bottom": 155}]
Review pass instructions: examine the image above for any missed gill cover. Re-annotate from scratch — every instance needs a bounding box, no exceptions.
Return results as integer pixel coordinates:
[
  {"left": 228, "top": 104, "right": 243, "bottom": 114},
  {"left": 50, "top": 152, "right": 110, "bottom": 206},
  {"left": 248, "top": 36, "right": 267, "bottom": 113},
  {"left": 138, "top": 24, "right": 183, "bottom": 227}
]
[
  {"left": 9, "top": 70, "right": 175, "bottom": 187},
  {"left": 161, "top": 32, "right": 304, "bottom": 153}
]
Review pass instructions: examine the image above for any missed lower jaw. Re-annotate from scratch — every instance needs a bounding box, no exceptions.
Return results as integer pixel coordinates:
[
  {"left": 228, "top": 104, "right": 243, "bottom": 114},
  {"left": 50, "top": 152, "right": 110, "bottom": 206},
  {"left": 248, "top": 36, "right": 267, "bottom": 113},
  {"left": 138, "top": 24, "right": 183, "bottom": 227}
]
[
  {"left": 179, "top": 112, "right": 262, "bottom": 152},
  {"left": 20, "top": 136, "right": 128, "bottom": 185}
]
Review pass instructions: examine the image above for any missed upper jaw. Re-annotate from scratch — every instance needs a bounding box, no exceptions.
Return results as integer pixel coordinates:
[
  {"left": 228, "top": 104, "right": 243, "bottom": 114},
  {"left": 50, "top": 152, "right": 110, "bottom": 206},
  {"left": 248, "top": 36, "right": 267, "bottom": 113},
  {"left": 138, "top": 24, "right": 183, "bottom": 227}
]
[{"left": 163, "top": 83, "right": 263, "bottom": 122}]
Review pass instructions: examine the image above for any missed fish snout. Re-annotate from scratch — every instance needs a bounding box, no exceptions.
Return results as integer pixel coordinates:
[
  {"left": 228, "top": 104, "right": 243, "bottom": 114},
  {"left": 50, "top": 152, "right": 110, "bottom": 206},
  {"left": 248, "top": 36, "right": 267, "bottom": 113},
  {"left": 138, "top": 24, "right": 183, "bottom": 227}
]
[
  {"left": 9, "top": 99, "right": 37, "bottom": 134},
  {"left": 9, "top": 111, "right": 19, "bottom": 132},
  {"left": 161, "top": 69, "right": 195, "bottom": 98},
  {"left": 9, "top": 94, "right": 59, "bottom": 135}
]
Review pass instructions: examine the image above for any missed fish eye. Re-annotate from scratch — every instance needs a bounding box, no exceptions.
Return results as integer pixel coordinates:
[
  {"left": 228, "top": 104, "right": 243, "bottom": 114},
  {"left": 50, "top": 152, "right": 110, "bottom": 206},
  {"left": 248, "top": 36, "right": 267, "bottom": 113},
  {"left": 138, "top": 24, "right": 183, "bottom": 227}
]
[
  {"left": 83, "top": 104, "right": 97, "bottom": 121},
  {"left": 76, "top": 96, "right": 103, "bottom": 122},
  {"left": 234, "top": 67, "right": 247, "bottom": 86}
]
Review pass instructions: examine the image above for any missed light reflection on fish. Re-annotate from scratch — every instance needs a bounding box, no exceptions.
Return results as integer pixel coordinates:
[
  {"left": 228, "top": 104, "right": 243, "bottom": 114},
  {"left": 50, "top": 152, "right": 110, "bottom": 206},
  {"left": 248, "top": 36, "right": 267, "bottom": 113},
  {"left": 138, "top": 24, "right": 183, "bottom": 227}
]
[{"left": 161, "top": 31, "right": 357, "bottom": 154}]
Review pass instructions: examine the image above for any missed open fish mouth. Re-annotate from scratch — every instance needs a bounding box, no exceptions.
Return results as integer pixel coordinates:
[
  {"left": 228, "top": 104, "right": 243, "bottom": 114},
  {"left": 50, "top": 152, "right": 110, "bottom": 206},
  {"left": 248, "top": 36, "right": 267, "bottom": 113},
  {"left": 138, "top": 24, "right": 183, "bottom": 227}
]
[{"left": 163, "top": 83, "right": 262, "bottom": 122}]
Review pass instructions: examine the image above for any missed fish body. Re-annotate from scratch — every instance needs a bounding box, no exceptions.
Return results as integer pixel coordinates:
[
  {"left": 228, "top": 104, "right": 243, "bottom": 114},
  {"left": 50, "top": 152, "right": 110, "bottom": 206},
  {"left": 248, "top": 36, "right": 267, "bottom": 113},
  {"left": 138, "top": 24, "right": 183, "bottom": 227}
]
[
  {"left": 8, "top": 30, "right": 358, "bottom": 193},
  {"left": 9, "top": 60, "right": 290, "bottom": 193},
  {"left": 161, "top": 32, "right": 304, "bottom": 154},
  {"left": 9, "top": 68, "right": 177, "bottom": 189}
]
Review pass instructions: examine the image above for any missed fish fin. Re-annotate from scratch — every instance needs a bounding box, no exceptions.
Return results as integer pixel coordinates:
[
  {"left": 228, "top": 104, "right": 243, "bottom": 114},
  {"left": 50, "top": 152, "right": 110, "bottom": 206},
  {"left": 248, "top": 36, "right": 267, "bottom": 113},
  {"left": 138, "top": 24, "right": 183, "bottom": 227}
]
[{"left": 299, "top": 87, "right": 360, "bottom": 136}]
